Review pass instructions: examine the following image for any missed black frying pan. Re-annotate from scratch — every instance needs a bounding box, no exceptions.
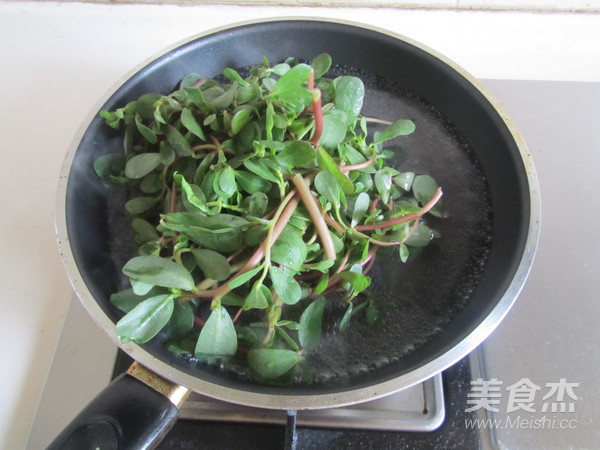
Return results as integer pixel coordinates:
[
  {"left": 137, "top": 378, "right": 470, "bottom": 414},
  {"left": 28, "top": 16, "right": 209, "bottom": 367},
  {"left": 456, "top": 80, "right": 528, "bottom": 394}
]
[{"left": 51, "top": 18, "right": 539, "bottom": 449}]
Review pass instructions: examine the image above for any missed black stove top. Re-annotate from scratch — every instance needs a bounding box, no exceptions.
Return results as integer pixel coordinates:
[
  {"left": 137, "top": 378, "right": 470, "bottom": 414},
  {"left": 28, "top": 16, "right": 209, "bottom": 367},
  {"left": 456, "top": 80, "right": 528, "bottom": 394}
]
[{"left": 113, "top": 352, "right": 479, "bottom": 449}]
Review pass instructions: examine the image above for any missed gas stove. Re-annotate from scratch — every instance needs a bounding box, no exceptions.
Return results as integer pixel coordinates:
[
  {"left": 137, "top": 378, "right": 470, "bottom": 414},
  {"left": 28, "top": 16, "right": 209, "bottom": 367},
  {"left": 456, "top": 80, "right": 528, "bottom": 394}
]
[{"left": 27, "top": 79, "right": 600, "bottom": 449}]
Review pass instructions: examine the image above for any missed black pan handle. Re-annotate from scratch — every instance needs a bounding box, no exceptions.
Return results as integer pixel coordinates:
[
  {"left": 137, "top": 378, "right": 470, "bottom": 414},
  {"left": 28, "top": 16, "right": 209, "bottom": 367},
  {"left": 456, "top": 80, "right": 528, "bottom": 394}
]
[{"left": 46, "top": 363, "right": 190, "bottom": 450}]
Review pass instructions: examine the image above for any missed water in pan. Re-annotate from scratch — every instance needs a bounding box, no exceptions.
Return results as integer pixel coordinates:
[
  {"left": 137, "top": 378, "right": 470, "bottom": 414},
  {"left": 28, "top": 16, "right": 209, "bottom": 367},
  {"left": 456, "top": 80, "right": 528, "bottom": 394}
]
[
  {"left": 105, "top": 65, "right": 493, "bottom": 385},
  {"left": 294, "top": 66, "right": 493, "bottom": 383}
]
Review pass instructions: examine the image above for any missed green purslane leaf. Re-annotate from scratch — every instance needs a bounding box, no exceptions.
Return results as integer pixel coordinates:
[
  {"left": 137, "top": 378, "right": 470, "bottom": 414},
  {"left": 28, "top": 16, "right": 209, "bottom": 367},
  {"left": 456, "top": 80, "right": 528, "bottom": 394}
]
[
  {"left": 265, "top": 101, "right": 275, "bottom": 140},
  {"left": 319, "top": 114, "right": 347, "bottom": 150},
  {"left": 247, "top": 191, "right": 269, "bottom": 217},
  {"left": 303, "top": 259, "right": 335, "bottom": 273},
  {"left": 247, "top": 348, "right": 301, "bottom": 380},
  {"left": 334, "top": 76, "right": 365, "bottom": 125},
  {"left": 271, "top": 63, "right": 290, "bottom": 76},
  {"left": 125, "top": 196, "right": 159, "bottom": 215},
  {"left": 169, "top": 302, "right": 194, "bottom": 338},
  {"left": 162, "top": 213, "right": 246, "bottom": 252},
  {"left": 374, "top": 168, "right": 396, "bottom": 205},
  {"left": 404, "top": 222, "right": 434, "bottom": 247},
  {"left": 339, "top": 300, "right": 368, "bottom": 333},
  {"left": 338, "top": 270, "right": 371, "bottom": 294},
  {"left": 94, "top": 153, "right": 125, "bottom": 180},
  {"left": 135, "top": 114, "right": 157, "bottom": 144},
  {"left": 237, "top": 85, "right": 258, "bottom": 104},
  {"left": 173, "top": 172, "right": 209, "bottom": 213},
  {"left": 316, "top": 147, "right": 354, "bottom": 194},
  {"left": 181, "top": 108, "right": 206, "bottom": 141},
  {"left": 191, "top": 248, "right": 231, "bottom": 281},
  {"left": 195, "top": 306, "right": 237, "bottom": 357},
  {"left": 135, "top": 93, "right": 162, "bottom": 119},
  {"left": 272, "top": 63, "right": 312, "bottom": 112},
  {"left": 179, "top": 73, "right": 202, "bottom": 89},
  {"left": 125, "top": 153, "right": 161, "bottom": 179},
  {"left": 270, "top": 230, "right": 308, "bottom": 272},
  {"left": 231, "top": 108, "right": 252, "bottom": 135},
  {"left": 269, "top": 266, "right": 302, "bottom": 305},
  {"left": 393, "top": 172, "right": 415, "bottom": 191},
  {"left": 210, "top": 84, "right": 237, "bottom": 110},
  {"left": 298, "top": 297, "right": 326, "bottom": 350},
  {"left": 183, "top": 87, "right": 209, "bottom": 110},
  {"left": 140, "top": 172, "right": 164, "bottom": 194},
  {"left": 228, "top": 265, "right": 264, "bottom": 289},
  {"left": 412, "top": 174, "right": 443, "bottom": 217},
  {"left": 166, "top": 125, "right": 192, "bottom": 156},
  {"left": 349, "top": 192, "right": 370, "bottom": 227},
  {"left": 243, "top": 158, "right": 280, "bottom": 184},
  {"left": 110, "top": 286, "right": 166, "bottom": 313},
  {"left": 373, "top": 119, "right": 416, "bottom": 144},
  {"left": 223, "top": 68, "right": 250, "bottom": 86},
  {"left": 314, "top": 170, "right": 342, "bottom": 209},
  {"left": 221, "top": 292, "right": 244, "bottom": 306},
  {"left": 399, "top": 243, "right": 410, "bottom": 263},
  {"left": 277, "top": 141, "right": 315, "bottom": 168},
  {"left": 116, "top": 294, "right": 174, "bottom": 343},
  {"left": 183, "top": 226, "right": 244, "bottom": 253},
  {"left": 122, "top": 255, "right": 195, "bottom": 290},
  {"left": 100, "top": 110, "right": 121, "bottom": 129},
  {"left": 218, "top": 166, "right": 237, "bottom": 198},
  {"left": 164, "top": 212, "right": 249, "bottom": 229},
  {"left": 272, "top": 63, "right": 311, "bottom": 95},
  {"left": 311, "top": 53, "right": 332, "bottom": 79},
  {"left": 130, "top": 278, "right": 154, "bottom": 296},
  {"left": 235, "top": 170, "right": 271, "bottom": 194},
  {"left": 243, "top": 283, "right": 271, "bottom": 310}
]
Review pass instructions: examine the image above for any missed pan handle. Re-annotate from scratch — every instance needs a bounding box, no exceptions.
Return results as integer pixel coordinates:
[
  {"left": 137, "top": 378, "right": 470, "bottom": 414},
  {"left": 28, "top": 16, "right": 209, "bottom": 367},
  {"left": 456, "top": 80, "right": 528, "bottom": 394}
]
[{"left": 46, "top": 362, "right": 190, "bottom": 450}]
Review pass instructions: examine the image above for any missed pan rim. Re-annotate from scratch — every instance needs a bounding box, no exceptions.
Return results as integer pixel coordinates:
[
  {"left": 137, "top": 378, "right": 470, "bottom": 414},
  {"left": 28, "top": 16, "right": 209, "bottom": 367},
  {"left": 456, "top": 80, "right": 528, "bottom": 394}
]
[{"left": 55, "top": 16, "right": 541, "bottom": 410}]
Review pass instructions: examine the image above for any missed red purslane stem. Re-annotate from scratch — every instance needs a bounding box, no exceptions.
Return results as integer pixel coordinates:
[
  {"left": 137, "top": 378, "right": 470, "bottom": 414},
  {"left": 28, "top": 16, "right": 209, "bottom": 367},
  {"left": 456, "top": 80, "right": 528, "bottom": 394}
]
[
  {"left": 311, "top": 89, "right": 323, "bottom": 148},
  {"left": 291, "top": 174, "right": 337, "bottom": 261},
  {"left": 309, "top": 69, "right": 323, "bottom": 148},
  {"left": 356, "top": 187, "right": 443, "bottom": 231},
  {"left": 339, "top": 152, "right": 378, "bottom": 173},
  {"left": 324, "top": 213, "right": 345, "bottom": 235}
]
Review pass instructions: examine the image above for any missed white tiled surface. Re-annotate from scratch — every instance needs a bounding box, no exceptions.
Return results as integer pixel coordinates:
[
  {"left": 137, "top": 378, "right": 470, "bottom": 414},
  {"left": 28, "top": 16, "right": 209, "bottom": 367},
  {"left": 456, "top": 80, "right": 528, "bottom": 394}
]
[
  {"left": 455, "top": 0, "right": 600, "bottom": 10},
  {"left": 35, "top": 0, "right": 600, "bottom": 12},
  {"left": 1, "top": 2, "right": 599, "bottom": 449}
]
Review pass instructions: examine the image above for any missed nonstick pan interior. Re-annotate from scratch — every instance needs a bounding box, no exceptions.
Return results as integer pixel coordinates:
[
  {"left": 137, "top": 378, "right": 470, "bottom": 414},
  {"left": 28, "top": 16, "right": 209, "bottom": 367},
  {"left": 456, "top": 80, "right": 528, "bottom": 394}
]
[{"left": 60, "top": 19, "right": 537, "bottom": 407}]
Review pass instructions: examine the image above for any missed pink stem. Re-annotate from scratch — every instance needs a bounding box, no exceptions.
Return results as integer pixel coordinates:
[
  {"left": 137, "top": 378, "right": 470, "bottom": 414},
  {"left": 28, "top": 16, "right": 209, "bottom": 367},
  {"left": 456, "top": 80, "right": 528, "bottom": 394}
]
[
  {"left": 356, "top": 188, "right": 442, "bottom": 231},
  {"left": 359, "top": 248, "right": 378, "bottom": 268},
  {"left": 232, "top": 307, "right": 244, "bottom": 323},
  {"left": 169, "top": 180, "right": 177, "bottom": 214},
  {"left": 362, "top": 247, "right": 380, "bottom": 275},
  {"left": 335, "top": 248, "right": 352, "bottom": 274},
  {"left": 369, "top": 198, "right": 379, "bottom": 215},
  {"left": 226, "top": 246, "right": 246, "bottom": 263},
  {"left": 291, "top": 174, "right": 336, "bottom": 261},
  {"left": 367, "top": 237, "right": 403, "bottom": 247},
  {"left": 311, "top": 89, "right": 323, "bottom": 148},
  {"left": 339, "top": 152, "right": 377, "bottom": 173},
  {"left": 308, "top": 69, "right": 315, "bottom": 91},
  {"left": 324, "top": 212, "right": 344, "bottom": 234}
]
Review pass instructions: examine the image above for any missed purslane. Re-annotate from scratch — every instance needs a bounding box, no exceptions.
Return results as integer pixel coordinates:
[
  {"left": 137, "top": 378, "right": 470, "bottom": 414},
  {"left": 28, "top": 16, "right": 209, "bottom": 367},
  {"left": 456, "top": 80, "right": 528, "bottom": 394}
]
[{"left": 96, "top": 54, "right": 443, "bottom": 383}]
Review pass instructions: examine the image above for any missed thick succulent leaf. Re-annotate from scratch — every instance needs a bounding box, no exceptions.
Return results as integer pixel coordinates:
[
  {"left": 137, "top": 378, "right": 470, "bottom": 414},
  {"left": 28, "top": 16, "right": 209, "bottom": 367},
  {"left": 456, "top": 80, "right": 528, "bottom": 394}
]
[
  {"left": 195, "top": 306, "right": 237, "bottom": 357},
  {"left": 116, "top": 294, "right": 174, "bottom": 343}
]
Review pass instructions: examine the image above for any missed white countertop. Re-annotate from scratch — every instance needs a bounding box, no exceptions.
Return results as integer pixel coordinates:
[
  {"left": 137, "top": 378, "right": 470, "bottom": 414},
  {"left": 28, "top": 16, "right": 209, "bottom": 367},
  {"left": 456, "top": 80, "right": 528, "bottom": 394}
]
[{"left": 1, "top": 2, "right": 599, "bottom": 449}]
